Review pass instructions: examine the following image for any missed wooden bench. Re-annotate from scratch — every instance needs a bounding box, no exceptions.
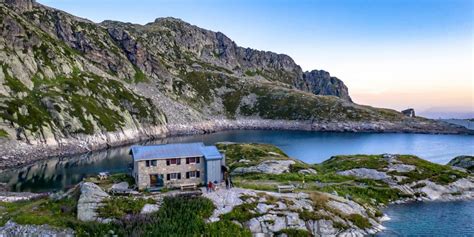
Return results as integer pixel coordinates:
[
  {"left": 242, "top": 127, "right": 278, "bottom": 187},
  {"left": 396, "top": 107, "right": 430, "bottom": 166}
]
[
  {"left": 180, "top": 183, "right": 197, "bottom": 191},
  {"left": 278, "top": 185, "right": 295, "bottom": 193}
]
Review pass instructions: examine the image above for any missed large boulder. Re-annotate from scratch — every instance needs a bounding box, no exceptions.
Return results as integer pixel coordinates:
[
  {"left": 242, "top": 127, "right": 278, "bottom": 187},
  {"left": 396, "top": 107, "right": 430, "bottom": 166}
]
[
  {"left": 232, "top": 160, "right": 296, "bottom": 175},
  {"left": 337, "top": 168, "right": 390, "bottom": 180},
  {"left": 77, "top": 182, "right": 110, "bottom": 222}
]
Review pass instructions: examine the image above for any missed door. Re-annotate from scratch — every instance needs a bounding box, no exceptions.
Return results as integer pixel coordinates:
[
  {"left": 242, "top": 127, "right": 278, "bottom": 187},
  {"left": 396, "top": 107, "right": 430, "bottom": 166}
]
[{"left": 150, "top": 174, "right": 164, "bottom": 187}]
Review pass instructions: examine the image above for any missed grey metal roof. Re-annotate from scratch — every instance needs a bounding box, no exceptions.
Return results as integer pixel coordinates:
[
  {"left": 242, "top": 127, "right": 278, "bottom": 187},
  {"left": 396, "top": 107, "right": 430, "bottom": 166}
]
[{"left": 130, "top": 142, "right": 223, "bottom": 161}]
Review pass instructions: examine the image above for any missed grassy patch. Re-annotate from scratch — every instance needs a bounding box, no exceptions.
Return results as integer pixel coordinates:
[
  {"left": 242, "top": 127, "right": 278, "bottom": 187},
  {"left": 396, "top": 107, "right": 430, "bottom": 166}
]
[
  {"left": 318, "top": 155, "right": 388, "bottom": 172},
  {"left": 204, "top": 220, "right": 252, "bottom": 237},
  {"left": 275, "top": 228, "right": 311, "bottom": 237},
  {"left": 216, "top": 143, "right": 288, "bottom": 170},
  {"left": 347, "top": 214, "right": 371, "bottom": 229},
  {"left": 221, "top": 202, "right": 260, "bottom": 222},
  {"left": 316, "top": 184, "right": 404, "bottom": 206},
  {"left": 0, "top": 129, "right": 8, "bottom": 138},
  {"left": 97, "top": 197, "right": 155, "bottom": 219},
  {"left": 395, "top": 155, "right": 467, "bottom": 185},
  {"left": 133, "top": 66, "right": 149, "bottom": 83}
]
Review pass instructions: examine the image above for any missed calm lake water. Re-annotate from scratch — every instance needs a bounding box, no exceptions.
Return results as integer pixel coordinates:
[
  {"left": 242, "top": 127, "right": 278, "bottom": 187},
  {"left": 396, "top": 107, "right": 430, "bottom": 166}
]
[
  {"left": 378, "top": 200, "right": 474, "bottom": 236},
  {"left": 1, "top": 130, "right": 473, "bottom": 192},
  {"left": 0, "top": 130, "right": 473, "bottom": 235}
]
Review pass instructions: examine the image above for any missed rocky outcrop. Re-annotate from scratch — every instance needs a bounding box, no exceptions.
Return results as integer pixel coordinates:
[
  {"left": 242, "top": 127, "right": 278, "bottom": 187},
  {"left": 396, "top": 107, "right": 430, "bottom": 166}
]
[
  {"left": 337, "top": 168, "right": 390, "bottom": 180},
  {"left": 232, "top": 160, "right": 296, "bottom": 175},
  {"left": 302, "top": 70, "right": 352, "bottom": 102},
  {"left": 203, "top": 187, "right": 383, "bottom": 236},
  {"left": 77, "top": 182, "right": 110, "bottom": 223},
  {"left": 448, "top": 156, "right": 474, "bottom": 173},
  {"left": 401, "top": 108, "right": 415, "bottom": 117}
]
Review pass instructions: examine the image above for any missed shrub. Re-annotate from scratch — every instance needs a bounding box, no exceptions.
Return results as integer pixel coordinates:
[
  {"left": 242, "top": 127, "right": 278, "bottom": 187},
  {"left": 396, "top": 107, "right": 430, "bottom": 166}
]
[
  {"left": 204, "top": 220, "right": 252, "bottom": 237},
  {"left": 275, "top": 228, "right": 311, "bottom": 237},
  {"left": 97, "top": 197, "right": 154, "bottom": 219},
  {"left": 221, "top": 202, "right": 259, "bottom": 222},
  {"left": 347, "top": 214, "right": 371, "bottom": 229}
]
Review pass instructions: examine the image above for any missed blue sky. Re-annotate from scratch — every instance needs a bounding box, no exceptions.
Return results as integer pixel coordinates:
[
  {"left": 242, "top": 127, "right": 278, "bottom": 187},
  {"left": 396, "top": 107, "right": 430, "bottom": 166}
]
[{"left": 38, "top": 0, "right": 473, "bottom": 118}]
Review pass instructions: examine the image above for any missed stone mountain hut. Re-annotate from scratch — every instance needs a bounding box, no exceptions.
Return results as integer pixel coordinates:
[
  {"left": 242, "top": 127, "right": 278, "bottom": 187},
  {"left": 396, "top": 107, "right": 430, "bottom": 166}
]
[{"left": 130, "top": 142, "right": 224, "bottom": 190}]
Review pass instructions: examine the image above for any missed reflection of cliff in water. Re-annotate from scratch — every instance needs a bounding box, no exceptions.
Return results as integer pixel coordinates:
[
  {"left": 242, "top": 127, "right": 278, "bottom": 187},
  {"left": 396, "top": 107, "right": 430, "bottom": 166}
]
[
  {"left": 0, "top": 147, "right": 133, "bottom": 192},
  {"left": 0, "top": 135, "right": 208, "bottom": 193}
]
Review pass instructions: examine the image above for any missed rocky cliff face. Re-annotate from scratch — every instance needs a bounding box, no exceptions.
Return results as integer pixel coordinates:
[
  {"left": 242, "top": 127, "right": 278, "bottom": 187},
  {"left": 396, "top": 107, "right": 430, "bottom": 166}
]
[{"left": 0, "top": 0, "right": 469, "bottom": 155}]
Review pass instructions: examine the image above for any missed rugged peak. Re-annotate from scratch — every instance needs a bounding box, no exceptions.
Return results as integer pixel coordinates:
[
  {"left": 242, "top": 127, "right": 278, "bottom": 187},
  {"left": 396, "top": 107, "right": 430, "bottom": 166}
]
[
  {"left": 302, "top": 70, "right": 352, "bottom": 102},
  {"left": 1, "top": 0, "right": 35, "bottom": 11},
  {"left": 150, "top": 17, "right": 188, "bottom": 26}
]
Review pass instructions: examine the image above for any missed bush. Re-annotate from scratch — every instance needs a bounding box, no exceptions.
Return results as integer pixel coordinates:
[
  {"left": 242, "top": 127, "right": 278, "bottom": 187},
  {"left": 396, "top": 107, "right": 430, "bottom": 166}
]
[
  {"left": 97, "top": 197, "right": 154, "bottom": 219},
  {"left": 204, "top": 220, "right": 252, "bottom": 237},
  {"left": 347, "top": 214, "right": 371, "bottom": 229},
  {"left": 276, "top": 228, "right": 311, "bottom": 237},
  {"left": 221, "top": 202, "right": 260, "bottom": 222}
]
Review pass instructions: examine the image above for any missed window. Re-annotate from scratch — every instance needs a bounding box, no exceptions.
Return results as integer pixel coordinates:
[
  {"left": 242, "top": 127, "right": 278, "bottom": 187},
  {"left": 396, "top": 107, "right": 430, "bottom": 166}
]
[
  {"left": 145, "top": 160, "right": 150, "bottom": 167},
  {"left": 167, "top": 172, "right": 181, "bottom": 180},
  {"left": 186, "top": 171, "right": 200, "bottom": 179},
  {"left": 186, "top": 157, "right": 200, "bottom": 164},
  {"left": 151, "top": 160, "right": 157, "bottom": 166},
  {"left": 166, "top": 158, "right": 181, "bottom": 166}
]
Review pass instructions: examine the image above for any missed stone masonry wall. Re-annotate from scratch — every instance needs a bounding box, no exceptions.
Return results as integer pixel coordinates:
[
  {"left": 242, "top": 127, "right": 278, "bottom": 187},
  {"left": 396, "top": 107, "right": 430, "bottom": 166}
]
[{"left": 135, "top": 157, "right": 205, "bottom": 190}]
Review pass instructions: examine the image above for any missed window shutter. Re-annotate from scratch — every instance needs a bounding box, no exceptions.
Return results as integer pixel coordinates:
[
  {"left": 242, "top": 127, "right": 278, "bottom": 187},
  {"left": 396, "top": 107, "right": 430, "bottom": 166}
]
[
  {"left": 197, "top": 171, "right": 200, "bottom": 178},
  {"left": 186, "top": 172, "right": 190, "bottom": 179},
  {"left": 166, "top": 160, "right": 170, "bottom": 166},
  {"left": 186, "top": 158, "right": 189, "bottom": 164},
  {"left": 178, "top": 173, "right": 181, "bottom": 179},
  {"left": 166, "top": 174, "right": 170, "bottom": 180},
  {"left": 197, "top": 157, "right": 200, "bottom": 163}
]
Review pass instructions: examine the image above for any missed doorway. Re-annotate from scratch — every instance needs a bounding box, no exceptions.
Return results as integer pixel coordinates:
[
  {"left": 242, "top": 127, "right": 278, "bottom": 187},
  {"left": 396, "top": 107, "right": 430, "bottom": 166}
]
[{"left": 150, "top": 174, "right": 164, "bottom": 187}]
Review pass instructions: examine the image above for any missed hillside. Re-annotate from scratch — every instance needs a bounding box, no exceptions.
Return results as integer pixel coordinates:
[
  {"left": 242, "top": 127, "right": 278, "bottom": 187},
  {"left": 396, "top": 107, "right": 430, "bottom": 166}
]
[{"left": 0, "top": 0, "right": 469, "bottom": 167}]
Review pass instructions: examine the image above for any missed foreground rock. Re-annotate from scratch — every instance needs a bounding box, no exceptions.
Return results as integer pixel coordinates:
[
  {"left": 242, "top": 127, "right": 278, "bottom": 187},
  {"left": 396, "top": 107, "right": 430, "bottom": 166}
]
[
  {"left": 77, "top": 182, "right": 111, "bottom": 223},
  {"left": 203, "top": 187, "right": 384, "bottom": 236},
  {"left": 0, "top": 221, "right": 74, "bottom": 237}
]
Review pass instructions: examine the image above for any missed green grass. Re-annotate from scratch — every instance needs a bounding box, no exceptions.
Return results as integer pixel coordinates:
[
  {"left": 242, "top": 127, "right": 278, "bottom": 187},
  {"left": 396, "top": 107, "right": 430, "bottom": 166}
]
[
  {"left": 394, "top": 155, "right": 467, "bottom": 185},
  {"left": 132, "top": 66, "right": 150, "bottom": 83},
  {"left": 315, "top": 184, "right": 405, "bottom": 206},
  {"left": 220, "top": 202, "right": 261, "bottom": 223},
  {"left": 275, "top": 228, "right": 311, "bottom": 237},
  {"left": 317, "top": 155, "right": 388, "bottom": 172},
  {"left": 97, "top": 197, "right": 155, "bottom": 219},
  {"left": 216, "top": 143, "right": 289, "bottom": 170},
  {"left": 204, "top": 220, "right": 252, "bottom": 237},
  {"left": 0, "top": 129, "right": 8, "bottom": 138},
  {"left": 347, "top": 214, "right": 371, "bottom": 229}
]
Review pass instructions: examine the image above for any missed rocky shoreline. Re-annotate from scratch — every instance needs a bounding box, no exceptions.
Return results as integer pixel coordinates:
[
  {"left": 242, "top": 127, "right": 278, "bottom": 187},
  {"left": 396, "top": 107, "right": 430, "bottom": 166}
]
[{"left": 0, "top": 119, "right": 470, "bottom": 170}]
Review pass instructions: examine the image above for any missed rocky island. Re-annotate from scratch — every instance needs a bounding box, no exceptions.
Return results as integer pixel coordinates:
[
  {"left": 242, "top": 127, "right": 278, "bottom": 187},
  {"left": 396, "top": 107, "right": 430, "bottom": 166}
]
[
  {"left": 0, "top": 143, "right": 472, "bottom": 236},
  {"left": 0, "top": 0, "right": 471, "bottom": 170}
]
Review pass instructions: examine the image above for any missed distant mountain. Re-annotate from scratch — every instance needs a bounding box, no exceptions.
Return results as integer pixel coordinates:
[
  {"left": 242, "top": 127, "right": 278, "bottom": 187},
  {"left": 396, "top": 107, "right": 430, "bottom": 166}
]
[{"left": 0, "top": 0, "right": 468, "bottom": 151}]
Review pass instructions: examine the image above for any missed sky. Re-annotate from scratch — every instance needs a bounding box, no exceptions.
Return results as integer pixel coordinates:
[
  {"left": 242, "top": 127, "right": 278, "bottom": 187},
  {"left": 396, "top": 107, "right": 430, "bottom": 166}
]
[{"left": 38, "top": 0, "right": 473, "bottom": 118}]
